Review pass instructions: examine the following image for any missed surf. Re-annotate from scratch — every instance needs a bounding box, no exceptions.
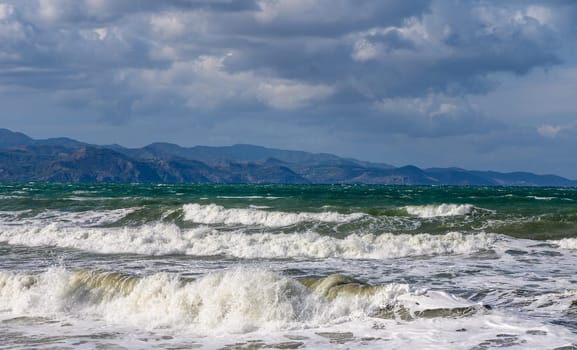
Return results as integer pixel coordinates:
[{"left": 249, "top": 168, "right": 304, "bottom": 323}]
[
  {"left": 182, "top": 203, "right": 365, "bottom": 227},
  {"left": 0, "top": 268, "right": 489, "bottom": 334},
  {"left": 0, "top": 223, "right": 497, "bottom": 258}
]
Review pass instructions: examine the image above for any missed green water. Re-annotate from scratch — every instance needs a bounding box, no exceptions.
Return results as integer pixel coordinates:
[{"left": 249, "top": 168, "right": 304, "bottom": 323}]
[
  {"left": 1, "top": 183, "right": 576, "bottom": 240},
  {"left": 1, "top": 183, "right": 577, "bottom": 349}
]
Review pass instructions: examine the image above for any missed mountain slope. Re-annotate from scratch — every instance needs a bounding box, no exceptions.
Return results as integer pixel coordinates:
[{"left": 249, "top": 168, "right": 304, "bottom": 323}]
[
  {"left": 114, "top": 142, "right": 394, "bottom": 169},
  {"left": 0, "top": 129, "right": 575, "bottom": 186}
]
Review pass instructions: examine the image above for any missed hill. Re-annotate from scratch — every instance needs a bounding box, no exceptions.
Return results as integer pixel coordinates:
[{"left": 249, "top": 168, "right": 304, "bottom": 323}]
[{"left": 0, "top": 129, "right": 575, "bottom": 186}]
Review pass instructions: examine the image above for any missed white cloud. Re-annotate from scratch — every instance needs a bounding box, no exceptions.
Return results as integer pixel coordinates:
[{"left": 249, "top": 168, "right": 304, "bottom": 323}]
[
  {"left": 537, "top": 122, "right": 577, "bottom": 138},
  {"left": 352, "top": 38, "right": 379, "bottom": 62},
  {"left": 37, "top": 0, "right": 62, "bottom": 22},
  {"left": 373, "top": 93, "right": 489, "bottom": 136},
  {"left": 123, "top": 53, "right": 334, "bottom": 111},
  {"left": 93, "top": 27, "right": 107, "bottom": 40},
  {"left": 79, "top": 27, "right": 110, "bottom": 41},
  {"left": 537, "top": 124, "right": 562, "bottom": 138},
  {"left": 256, "top": 80, "right": 334, "bottom": 109},
  {"left": 376, "top": 94, "right": 468, "bottom": 119},
  {"left": 150, "top": 13, "right": 187, "bottom": 38},
  {"left": 0, "top": 1, "right": 573, "bottom": 141},
  {"left": 254, "top": 0, "right": 346, "bottom": 23},
  {"left": 0, "top": 3, "right": 29, "bottom": 41},
  {"left": 0, "top": 2, "right": 14, "bottom": 19},
  {"left": 525, "top": 5, "right": 554, "bottom": 26}
]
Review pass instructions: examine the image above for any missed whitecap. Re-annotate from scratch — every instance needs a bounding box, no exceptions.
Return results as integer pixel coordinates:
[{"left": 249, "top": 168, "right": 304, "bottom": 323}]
[
  {"left": 551, "top": 238, "right": 577, "bottom": 250},
  {"left": 182, "top": 203, "right": 365, "bottom": 227},
  {"left": 0, "top": 268, "right": 481, "bottom": 334},
  {"left": 404, "top": 204, "right": 490, "bottom": 218},
  {"left": 0, "top": 223, "right": 497, "bottom": 259}
]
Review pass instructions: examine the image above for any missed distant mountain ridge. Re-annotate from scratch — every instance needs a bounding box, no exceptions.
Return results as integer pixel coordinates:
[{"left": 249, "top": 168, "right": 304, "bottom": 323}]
[{"left": 0, "top": 129, "right": 575, "bottom": 186}]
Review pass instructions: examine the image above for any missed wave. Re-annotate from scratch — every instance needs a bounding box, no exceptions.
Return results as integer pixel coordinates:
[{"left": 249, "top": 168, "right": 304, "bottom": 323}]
[
  {"left": 0, "top": 268, "right": 482, "bottom": 334},
  {"left": 216, "top": 196, "right": 282, "bottom": 200},
  {"left": 182, "top": 203, "right": 365, "bottom": 227},
  {"left": 526, "top": 196, "right": 556, "bottom": 201},
  {"left": 551, "top": 238, "right": 577, "bottom": 250},
  {"left": 0, "top": 195, "right": 23, "bottom": 199},
  {"left": 0, "top": 223, "right": 497, "bottom": 258},
  {"left": 0, "top": 208, "right": 135, "bottom": 226},
  {"left": 404, "top": 204, "right": 489, "bottom": 218},
  {"left": 66, "top": 196, "right": 119, "bottom": 201}
]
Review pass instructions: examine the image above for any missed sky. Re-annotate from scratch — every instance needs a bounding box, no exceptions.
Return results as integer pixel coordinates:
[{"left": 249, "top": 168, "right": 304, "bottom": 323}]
[{"left": 1, "top": 0, "right": 577, "bottom": 178}]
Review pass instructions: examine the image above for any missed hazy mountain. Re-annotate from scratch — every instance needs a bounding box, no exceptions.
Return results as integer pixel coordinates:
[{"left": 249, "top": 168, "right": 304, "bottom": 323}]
[
  {"left": 113, "top": 142, "right": 395, "bottom": 169},
  {"left": 0, "top": 128, "right": 33, "bottom": 148},
  {"left": 0, "top": 129, "right": 575, "bottom": 186}
]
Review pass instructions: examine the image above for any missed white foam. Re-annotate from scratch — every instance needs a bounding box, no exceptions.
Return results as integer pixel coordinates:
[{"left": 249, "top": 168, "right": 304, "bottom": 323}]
[
  {"left": 3, "top": 208, "right": 135, "bottom": 227},
  {"left": 1, "top": 269, "right": 575, "bottom": 349},
  {"left": 405, "top": 204, "right": 484, "bottom": 218},
  {"left": 0, "top": 268, "right": 477, "bottom": 334},
  {"left": 216, "top": 196, "right": 282, "bottom": 200},
  {"left": 183, "top": 203, "right": 365, "bottom": 227},
  {"left": 67, "top": 196, "right": 118, "bottom": 201},
  {"left": 521, "top": 289, "right": 577, "bottom": 314},
  {"left": 527, "top": 196, "right": 556, "bottom": 201},
  {"left": 182, "top": 231, "right": 498, "bottom": 259},
  {"left": 552, "top": 238, "right": 577, "bottom": 250},
  {"left": 0, "top": 223, "right": 497, "bottom": 258},
  {"left": 0, "top": 223, "right": 196, "bottom": 255},
  {"left": 0, "top": 210, "right": 32, "bottom": 221},
  {"left": 249, "top": 205, "right": 272, "bottom": 209}
]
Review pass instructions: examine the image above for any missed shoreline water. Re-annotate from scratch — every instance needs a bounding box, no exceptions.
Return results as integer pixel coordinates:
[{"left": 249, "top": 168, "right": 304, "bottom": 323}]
[{"left": 0, "top": 184, "right": 576, "bottom": 349}]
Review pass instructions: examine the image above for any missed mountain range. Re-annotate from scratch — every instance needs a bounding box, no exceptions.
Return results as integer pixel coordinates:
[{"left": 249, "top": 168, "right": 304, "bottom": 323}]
[{"left": 0, "top": 128, "right": 575, "bottom": 186}]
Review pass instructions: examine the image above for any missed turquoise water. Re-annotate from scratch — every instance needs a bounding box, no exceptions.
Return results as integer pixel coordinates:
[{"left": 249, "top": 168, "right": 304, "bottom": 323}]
[
  {"left": 1, "top": 183, "right": 576, "bottom": 238},
  {"left": 0, "top": 183, "right": 576, "bottom": 349}
]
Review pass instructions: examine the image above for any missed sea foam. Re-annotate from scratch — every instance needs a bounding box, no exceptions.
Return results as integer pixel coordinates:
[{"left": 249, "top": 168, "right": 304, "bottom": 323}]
[
  {"left": 0, "top": 223, "right": 497, "bottom": 259},
  {"left": 0, "top": 208, "right": 134, "bottom": 226},
  {"left": 182, "top": 203, "right": 365, "bottom": 227},
  {"left": 552, "top": 238, "right": 577, "bottom": 250},
  {"left": 0, "top": 268, "right": 481, "bottom": 334},
  {"left": 404, "top": 204, "right": 484, "bottom": 218}
]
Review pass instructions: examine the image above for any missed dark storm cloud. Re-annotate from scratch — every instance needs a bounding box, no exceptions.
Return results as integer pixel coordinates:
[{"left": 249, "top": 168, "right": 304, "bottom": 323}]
[
  {"left": 0, "top": 0, "right": 575, "bottom": 143},
  {"left": 224, "top": 1, "right": 430, "bottom": 37},
  {"left": 11, "top": 0, "right": 259, "bottom": 25}
]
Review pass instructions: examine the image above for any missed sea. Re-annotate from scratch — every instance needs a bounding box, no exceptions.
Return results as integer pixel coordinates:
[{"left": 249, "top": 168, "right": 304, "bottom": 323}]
[{"left": 0, "top": 183, "right": 576, "bottom": 349}]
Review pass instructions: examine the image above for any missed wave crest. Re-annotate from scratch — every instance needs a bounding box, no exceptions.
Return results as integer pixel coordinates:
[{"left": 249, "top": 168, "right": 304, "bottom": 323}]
[
  {"left": 0, "top": 223, "right": 497, "bottom": 259},
  {"left": 552, "top": 238, "right": 577, "bottom": 250},
  {"left": 0, "top": 268, "right": 481, "bottom": 333},
  {"left": 404, "top": 204, "right": 487, "bottom": 218},
  {"left": 182, "top": 203, "right": 365, "bottom": 227}
]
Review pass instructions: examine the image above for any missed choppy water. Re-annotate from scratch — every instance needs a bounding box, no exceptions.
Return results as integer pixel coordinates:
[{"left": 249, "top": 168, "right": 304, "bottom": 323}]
[{"left": 0, "top": 183, "right": 576, "bottom": 349}]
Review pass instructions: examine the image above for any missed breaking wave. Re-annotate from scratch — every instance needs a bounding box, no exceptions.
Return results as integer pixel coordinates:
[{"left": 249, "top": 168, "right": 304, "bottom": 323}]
[
  {"left": 552, "top": 238, "right": 577, "bottom": 250},
  {"left": 182, "top": 203, "right": 365, "bottom": 227},
  {"left": 404, "top": 204, "right": 490, "bottom": 218},
  {"left": 0, "top": 208, "right": 135, "bottom": 226},
  {"left": 0, "top": 223, "right": 497, "bottom": 259},
  {"left": 0, "top": 268, "right": 482, "bottom": 334}
]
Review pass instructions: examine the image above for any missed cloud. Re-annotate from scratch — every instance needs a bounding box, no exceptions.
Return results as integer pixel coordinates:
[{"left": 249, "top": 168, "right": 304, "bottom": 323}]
[
  {"left": 537, "top": 124, "right": 563, "bottom": 138},
  {"left": 251, "top": 0, "right": 429, "bottom": 35},
  {"left": 118, "top": 53, "right": 335, "bottom": 112},
  {"left": 0, "top": 0, "right": 575, "bottom": 149},
  {"left": 373, "top": 94, "right": 496, "bottom": 137},
  {"left": 0, "top": 1, "right": 564, "bottom": 93},
  {"left": 537, "top": 122, "right": 577, "bottom": 138},
  {"left": 22, "top": 0, "right": 258, "bottom": 24},
  {"left": 149, "top": 13, "right": 187, "bottom": 38}
]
